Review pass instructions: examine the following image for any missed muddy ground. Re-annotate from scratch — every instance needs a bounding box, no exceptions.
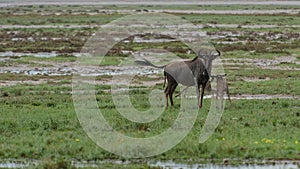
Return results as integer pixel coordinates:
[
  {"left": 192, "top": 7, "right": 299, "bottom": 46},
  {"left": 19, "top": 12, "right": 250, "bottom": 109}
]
[
  {"left": 1, "top": 3, "right": 299, "bottom": 101},
  {"left": 2, "top": 0, "right": 300, "bottom": 6}
]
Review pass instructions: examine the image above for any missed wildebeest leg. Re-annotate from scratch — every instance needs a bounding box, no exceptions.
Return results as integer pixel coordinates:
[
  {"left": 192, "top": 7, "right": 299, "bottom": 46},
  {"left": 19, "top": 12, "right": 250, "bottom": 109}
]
[
  {"left": 199, "top": 83, "right": 206, "bottom": 108},
  {"left": 226, "top": 83, "right": 232, "bottom": 103},
  {"left": 163, "top": 72, "right": 167, "bottom": 88},
  {"left": 194, "top": 78, "right": 200, "bottom": 108},
  {"left": 169, "top": 83, "right": 178, "bottom": 106},
  {"left": 175, "top": 86, "right": 189, "bottom": 97},
  {"left": 164, "top": 85, "right": 170, "bottom": 108}
]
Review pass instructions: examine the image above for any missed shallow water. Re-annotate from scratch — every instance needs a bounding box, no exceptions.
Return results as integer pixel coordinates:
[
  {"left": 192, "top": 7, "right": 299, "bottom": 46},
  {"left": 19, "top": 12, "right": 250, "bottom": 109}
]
[
  {"left": 199, "top": 94, "right": 299, "bottom": 100},
  {"left": 0, "top": 159, "right": 299, "bottom": 169},
  {"left": 0, "top": 65, "right": 160, "bottom": 76},
  {"left": 0, "top": 160, "right": 37, "bottom": 168},
  {"left": 0, "top": 51, "right": 84, "bottom": 58},
  {"left": 149, "top": 160, "right": 300, "bottom": 169}
]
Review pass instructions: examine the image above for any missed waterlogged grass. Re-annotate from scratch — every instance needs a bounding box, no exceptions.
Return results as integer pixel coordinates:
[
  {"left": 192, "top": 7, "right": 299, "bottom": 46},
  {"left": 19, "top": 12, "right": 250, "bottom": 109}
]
[
  {"left": 0, "top": 13, "right": 125, "bottom": 25},
  {"left": 2, "top": 4, "right": 300, "bottom": 15},
  {"left": 204, "top": 26, "right": 300, "bottom": 34},
  {"left": 21, "top": 55, "right": 77, "bottom": 62},
  {"left": 179, "top": 13, "right": 300, "bottom": 25},
  {"left": 98, "top": 4, "right": 300, "bottom": 11},
  {"left": 216, "top": 41, "right": 300, "bottom": 53},
  {"left": 0, "top": 83, "right": 300, "bottom": 163},
  {"left": 1, "top": 13, "right": 300, "bottom": 26},
  {"left": 229, "top": 78, "right": 300, "bottom": 95},
  {"left": 223, "top": 50, "right": 290, "bottom": 59},
  {"left": 1, "top": 4, "right": 300, "bottom": 168},
  {"left": 226, "top": 68, "right": 300, "bottom": 80},
  {"left": 225, "top": 68, "right": 300, "bottom": 95}
]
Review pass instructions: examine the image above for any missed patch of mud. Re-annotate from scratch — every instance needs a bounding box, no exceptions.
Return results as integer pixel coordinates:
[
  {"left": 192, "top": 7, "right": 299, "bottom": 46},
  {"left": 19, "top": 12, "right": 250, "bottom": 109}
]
[
  {"left": 0, "top": 60, "right": 161, "bottom": 77},
  {"left": 209, "top": 31, "right": 300, "bottom": 42},
  {"left": 187, "top": 94, "right": 299, "bottom": 100},
  {"left": 229, "top": 94, "right": 299, "bottom": 100},
  {"left": 0, "top": 158, "right": 299, "bottom": 169},
  {"left": 207, "top": 24, "right": 300, "bottom": 29},
  {"left": 0, "top": 51, "right": 84, "bottom": 58},
  {"left": 133, "top": 36, "right": 178, "bottom": 43},
  {"left": 0, "top": 159, "right": 38, "bottom": 168},
  {"left": 151, "top": 9, "right": 300, "bottom": 15},
  {"left": 0, "top": 25, "right": 98, "bottom": 29},
  {"left": 149, "top": 160, "right": 300, "bottom": 169},
  {"left": 240, "top": 77, "right": 271, "bottom": 82},
  {"left": 2, "top": 24, "right": 300, "bottom": 30},
  {"left": 0, "top": 54, "right": 298, "bottom": 87},
  {"left": 60, "top": 9, "right": 300, "bottom": 15},
  {"left": 0, "top": 80, "right": 50, "bottom": 86},
  {"left": 2, "top": 0, "right": 300, "bottom": 6}
]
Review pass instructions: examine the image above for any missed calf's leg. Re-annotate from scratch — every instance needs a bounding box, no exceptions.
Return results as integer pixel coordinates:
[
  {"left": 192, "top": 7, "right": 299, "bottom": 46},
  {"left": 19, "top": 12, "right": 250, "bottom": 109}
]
[{"left": 199, "top": 83, "right": 206, "bottom": 108}]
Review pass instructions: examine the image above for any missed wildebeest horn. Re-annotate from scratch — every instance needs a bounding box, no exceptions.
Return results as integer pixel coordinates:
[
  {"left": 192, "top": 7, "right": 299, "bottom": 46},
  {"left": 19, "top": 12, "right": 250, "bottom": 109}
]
[{"left": 214, "top": 49, "right": 221, "bottom": 56}]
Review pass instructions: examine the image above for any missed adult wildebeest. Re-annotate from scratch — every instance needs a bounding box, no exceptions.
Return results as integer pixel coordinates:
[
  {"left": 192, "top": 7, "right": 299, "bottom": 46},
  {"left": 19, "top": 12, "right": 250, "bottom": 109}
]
[{"left": 135, "top": 49, "right": 221, "bottom": 108}]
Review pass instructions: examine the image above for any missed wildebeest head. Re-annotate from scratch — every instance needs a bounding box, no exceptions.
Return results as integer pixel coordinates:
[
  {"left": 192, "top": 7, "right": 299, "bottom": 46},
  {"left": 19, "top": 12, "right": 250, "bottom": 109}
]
[{"left": 197, "top": 48, "right": 221, "bottom": 75}]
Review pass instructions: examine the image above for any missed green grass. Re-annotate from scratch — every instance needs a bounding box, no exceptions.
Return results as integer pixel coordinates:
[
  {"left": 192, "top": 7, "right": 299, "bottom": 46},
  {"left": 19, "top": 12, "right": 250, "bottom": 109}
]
[
  {"left": 0, "top": 13, "right": 125, "bottom": 25},
  {"left": 2, "top": 4, "right": 300, "bottom": 15},
  {"left": 226, "top": 67, "right": 300, "bottom": 80},
  {"left": 0, "top": 73, "right": 72, "bottom": 81},
  {"left": 21, "top": 55, "right": 77, "bottom": 62},
  {"left": 179, "top": 13, "right": 300, "bottom": 25},
  {"left": 0, "top": 83, "right": 299, "bottom": 162},
  {"left": 97, "top": 4, "right": 300, "bottom": 11},
  {"left": 228, "top": 47, "right": 299, "bottom": 59},
  {"left": 203, "top": 26, "right": 300, "bottom": 33},
  {"left": 229, "top": 78, "right": 300, "bottom": 95},
  {"left": 225, "top": 67, "right": 300, "bottom": 95},
  {"left": 0, "top": 12, "right": 300, "bottom": 26}
]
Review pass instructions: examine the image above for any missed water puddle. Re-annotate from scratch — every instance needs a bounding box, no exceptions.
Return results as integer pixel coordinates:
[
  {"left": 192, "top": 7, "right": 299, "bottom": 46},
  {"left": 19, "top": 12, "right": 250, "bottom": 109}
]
[
  {"left": 149, "top": 160, "right": 300, "bottom": 169},
  {"left": 1, "top": 159, "right": 299, "bottom": 169},
  {"left": 192, "top": 94, "right": 299, "bottom": 100},
  {"left": 0, "top": 51, "right": 84, "bottom": 58},
  {"left": 0, "top": 24, "right": 97, "bottom": 29},
  {"left": 1, "top": 23, "right": 300, "bottom": 30},
  {"left": 0, "top": 65, "right": 160, "bottom": 76},
  {"left": 133, "top": 36, "right": 178, "bottom": 43},
  {"left": 230, "top": 94, "right": 300, "bottom": 100},
  {"left": 152, "top": 9, "right": 300, "bottom": 15},
  {"left": 0, "top": 160, "right": 37, "bottom": 168}
]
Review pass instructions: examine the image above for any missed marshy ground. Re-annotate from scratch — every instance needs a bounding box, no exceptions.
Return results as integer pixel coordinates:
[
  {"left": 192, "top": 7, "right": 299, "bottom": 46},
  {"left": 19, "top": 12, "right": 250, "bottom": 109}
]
[{"left": 0, "top": 2, "right": 300, "bottom": 169}]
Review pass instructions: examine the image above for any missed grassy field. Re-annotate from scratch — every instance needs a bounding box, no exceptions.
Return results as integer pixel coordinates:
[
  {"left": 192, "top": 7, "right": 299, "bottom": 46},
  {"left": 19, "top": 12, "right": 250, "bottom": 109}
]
[
  {"left": 0, "top": 3, "right": 300, "bottom": 169},
  {"left": 1, "top": 83, "right": 300, "bottom": 166},
  {"left": 1, "top": 13, "right": 300, "bottom": 26}
]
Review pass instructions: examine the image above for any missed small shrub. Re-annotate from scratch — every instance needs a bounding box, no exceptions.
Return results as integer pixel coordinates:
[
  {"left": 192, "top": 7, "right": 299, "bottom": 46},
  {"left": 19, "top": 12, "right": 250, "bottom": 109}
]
[{"left": 2, "top": 91, "right": 10, "bottom": 97}]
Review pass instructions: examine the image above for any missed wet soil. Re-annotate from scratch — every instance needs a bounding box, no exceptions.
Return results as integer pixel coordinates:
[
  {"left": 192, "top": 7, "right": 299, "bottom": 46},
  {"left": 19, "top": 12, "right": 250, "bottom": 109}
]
[
  {"left": 2, "top": 0, "right": 300, "bottom": 7},
  {"left": 0, "top": 158, "right": 299, "bottom": 169}
]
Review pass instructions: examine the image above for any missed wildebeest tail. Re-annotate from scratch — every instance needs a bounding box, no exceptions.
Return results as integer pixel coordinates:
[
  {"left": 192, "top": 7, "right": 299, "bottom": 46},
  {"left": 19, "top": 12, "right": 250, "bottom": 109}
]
[
  {"left": 163, "top": 71, "right": 167, "bottom": 88},
  {"left": 135, "top": 58, "right": 165, "bottom": 68}
]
